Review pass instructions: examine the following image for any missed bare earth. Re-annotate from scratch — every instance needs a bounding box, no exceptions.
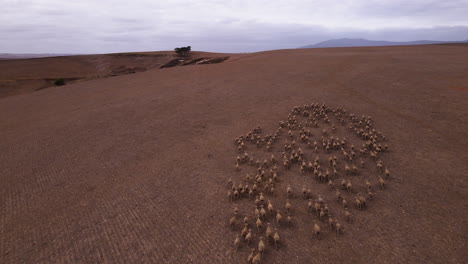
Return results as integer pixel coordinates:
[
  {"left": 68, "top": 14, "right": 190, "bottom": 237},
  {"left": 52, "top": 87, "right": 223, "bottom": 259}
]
[{"left": 0, "top": 45, "right": 467, "bottom": 264}]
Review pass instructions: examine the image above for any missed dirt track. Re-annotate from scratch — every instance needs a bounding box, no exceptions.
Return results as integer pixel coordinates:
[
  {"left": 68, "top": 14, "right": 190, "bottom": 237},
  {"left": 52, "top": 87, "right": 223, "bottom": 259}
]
[{"left": 0, "top": 45, "right": 467, "bottom": 263}]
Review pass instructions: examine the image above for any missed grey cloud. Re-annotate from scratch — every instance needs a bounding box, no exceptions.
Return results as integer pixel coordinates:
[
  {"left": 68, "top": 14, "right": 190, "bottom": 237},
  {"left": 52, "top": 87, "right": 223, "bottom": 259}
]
[{"left": 1, "top": 0, "right": 468, "bottom": 53}]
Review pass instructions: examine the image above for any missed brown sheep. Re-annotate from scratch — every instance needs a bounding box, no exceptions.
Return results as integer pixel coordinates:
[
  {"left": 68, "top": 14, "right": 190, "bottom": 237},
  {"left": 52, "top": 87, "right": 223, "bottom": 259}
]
[
  {"left": 335, "top": 222, "right": 343, "bottom": 235},
  {"left": 274, "top": 229, "right": 280, "bottom": 249},
  {"left": 346, "top": 181, "right": 352, "bottom": 193},
  {"left": 379, "top": 176, "right": 386, "bottom": 190},
  {"left": 287, "top": 185, "right": 292, "bottom": 198},
  {"left": 314, "top": 223, "right": 321, "bottom": 239},
  {"left": 335, "top": 190, "right": 342, "bottom": 201},
  {"left": 256, "top": 217, "right": 263, "bottom": 233},
  {"left": 287, "top": 213, "right": 292, "bottom": 225},
  {"left": 258, "top": 237, "right": 266, "bottom": 257},
  {"left": 344, "top": 209, "right": 352, "bottom": 223},
  {"left": 234, "top": 234, "right": 240, "bottom": 251},
  {"left": 230, "top": 215, "right": 237, "bottom": 230},
  {"left": 276, "top": 210, "right": 282, "bottom": 225},
  {"left": 365, "top": 180, "right": 372, "bottom": 191},
  {"left": 260, "top": 205, "right": 267, "bottom": 220},
  {"left": 285, "top": 199, "right": 292, "bottom": 212},
  {"left": 266, "top": 223, "right": 273, "bottom": 241},
  {"left": 308, "top": 199, "right": 314, "bottom": 213},
  {"left": 245, "top": 229, "right": 253, "bottom": 244},
  {"left": 267, "top": 200, "right": 274, "bottom": 215},
  {"left": 247, "top": 248, "right": 255, "bottom": 263},
  {"left": 251, "top": 251, "right": 262, "bottom": 264}
]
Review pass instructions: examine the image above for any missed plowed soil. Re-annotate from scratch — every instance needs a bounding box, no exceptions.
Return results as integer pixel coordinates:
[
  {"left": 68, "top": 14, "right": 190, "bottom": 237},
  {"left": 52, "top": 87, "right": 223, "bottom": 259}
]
[{"left": 0, "top": 45, "right": 467, "bottom": 264}]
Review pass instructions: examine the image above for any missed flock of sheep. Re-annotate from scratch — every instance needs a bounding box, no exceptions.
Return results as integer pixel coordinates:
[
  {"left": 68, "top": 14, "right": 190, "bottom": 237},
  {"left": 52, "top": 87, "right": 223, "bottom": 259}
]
[{"left": 227, "top": 103, "right": 391, "bottom": 263}]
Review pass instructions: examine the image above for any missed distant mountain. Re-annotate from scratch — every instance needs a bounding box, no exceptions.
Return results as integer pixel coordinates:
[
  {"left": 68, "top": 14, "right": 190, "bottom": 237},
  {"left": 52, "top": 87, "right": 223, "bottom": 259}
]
[
  {"left": 298, "top": 38, "right": 468, "bottom": 49},
  {"left": 0, "top": 53, "right": 78, "bottom": 60}
]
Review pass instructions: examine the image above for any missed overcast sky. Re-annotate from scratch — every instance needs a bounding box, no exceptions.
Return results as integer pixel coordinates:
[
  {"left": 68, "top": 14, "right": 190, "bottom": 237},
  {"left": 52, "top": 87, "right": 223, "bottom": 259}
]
[{"left": 2, "top": 0, "right": 468, "bottom": 53}]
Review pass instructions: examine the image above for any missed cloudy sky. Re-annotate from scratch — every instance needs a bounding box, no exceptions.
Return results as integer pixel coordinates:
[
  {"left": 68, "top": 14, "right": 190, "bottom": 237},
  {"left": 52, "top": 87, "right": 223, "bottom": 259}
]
[{"left": 2, "top": 0, "right": 468, "bottom": 53}]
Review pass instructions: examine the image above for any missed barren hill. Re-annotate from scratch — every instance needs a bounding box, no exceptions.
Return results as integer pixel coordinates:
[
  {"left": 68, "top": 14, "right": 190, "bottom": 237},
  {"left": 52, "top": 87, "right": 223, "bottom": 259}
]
[
  {"left": 0, "top": 45, "right": 467, "bottom": 263},
  {"left": 0, "top": 51, "right": 231, "bottom": 98}
]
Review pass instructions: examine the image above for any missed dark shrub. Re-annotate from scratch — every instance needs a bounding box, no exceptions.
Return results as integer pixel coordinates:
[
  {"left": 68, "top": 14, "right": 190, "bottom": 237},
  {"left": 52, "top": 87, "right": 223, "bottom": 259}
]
[{"left": 54, "top": 78, "right": 65, "bottom": 86}]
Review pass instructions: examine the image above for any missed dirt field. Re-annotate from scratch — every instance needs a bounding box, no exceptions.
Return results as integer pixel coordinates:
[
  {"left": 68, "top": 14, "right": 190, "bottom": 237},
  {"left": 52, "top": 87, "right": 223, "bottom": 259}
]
[{"left": 0, "top": 45, "right": 467, "bottom": 263}]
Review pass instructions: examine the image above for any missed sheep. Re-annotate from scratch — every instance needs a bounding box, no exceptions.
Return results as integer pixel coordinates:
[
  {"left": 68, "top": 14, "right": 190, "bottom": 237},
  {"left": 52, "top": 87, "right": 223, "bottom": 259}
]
[
  {"left": 234, "top": 189, "right": 239, "bottom": 200},
  {"left": 266, "top": 200, "right": 274, "bottom": 215},
  {"left": 357, "top": 193, "right": 367, "bottom": 208},
  {"left": 346, "top": 181, "right": 352, "bottom": 193},
  {"left": 233, "top": 207, "right": 239, "bottom": 215},
  {"left": 385, "top": 168, "right": 390, "bottom": 179},
  {"left": 314, "top": 202, "right": 321, "bottom": 217},
  {"left": 254, "top": 207, "right": 260, "bottom": 219},
  {"left": 244, "top": 216, "right": 249, "bottom": 225},
  {"left": 271, "top": 154, "right": 276, "bottom": 164},
  {"left": 245, "top": 229, "right": 253, "bottom": 245},
  {"left": 256, "top": 217, "right": 263, "bottom": 233},
  {"left": 258, "top": 237, "right": 266, "bottom": 257},
  {"left": 335, "top": 222, "right": 342, "bottom": 236},
  {"left": 234, "top": 234, "right": 240, "bottom": 250},
  {"left": 285, "top": 199, "right": 292, "bottom": 212},
  {"left": 259, "top": 193, "right": 265, "bottom": 203},
  {"left": 344, "top": 209, "right": 352, "bottom": 222},
  {"left": 251, "top": 251, "right": 262, "bottom": 264},
  {"left": 272, "top": 172, "right": 278, "bottom": 182},
  {"left": 260, "top": 205, "right": 267, "bottom": 220},
  {"left": 314, "top": 223, "right": 321, "bottom": 239},
  {"left": 342, "top": 198, "right": 348, "bottom": 209},
  {"left": 379, "top": 176, "right": 385, "bottom": 190},
  {"left": 247, "top": 248, "right": 255, "bottom": 263},
  {"left": 287, "top": 213, "right": 292, "bottom": 225},
  {"left": 355, "top": 197, "right": 363, "bottom": 210},
  {"left": 273, "top": 229, "right": 280, "bottom": 249},
  {"left": 308, "top": 199, "right": 314, "bottom": 213},
  {"left": 287, "top": 185, "right": 292, "bottom": 198},
  {"left": 316, "top": 194, "right": 324, "bottom": 205},
  {"left": 235, "top": 162, "right": 240, "bottom": 171},
  {"left": 365, "top": 180, "right": 372, "bottom": 191},
  {"left": 302, "top": 186, "right": 307, "bottom": 199},
  {"left": 341, "top": 179, "right": 347, "bottom": 190},
  {"left": 323, "top": 204, "right": 329, "bottom": 215},
  {"left": 328, "top": 180, "right": 334, "bottom": 190},
  {"left": 320, "top": 210, "right": 326, "bottom": 221},
  {"left": 230, "top": 215, "right": 237, "bottom": 230},
  {"left": 266, "top": 223, "right": 273, "bottom": 241},
  {"left": 360, "top": 159, "right": 365, "bottom": 168},
  {"left": 377, "top": 162, "right": 383, "bottom": 173},
  {"left": 367, "top": 191, "right": 375, "bottom": 200},
  {"left": 345, "top": 164, "right": 351, "bottom": 175},
  {"left": 307, "top": 189, "right": 312, "bottom": 199},
  {"left": 276, "top": 210, "right": 282, "bottom": 225},
  {"left": 335, "top": 190, "right": 342, "bottom": 201},
  {"left": 328, "top": 215, "right": 335, "bottom": 230}
]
